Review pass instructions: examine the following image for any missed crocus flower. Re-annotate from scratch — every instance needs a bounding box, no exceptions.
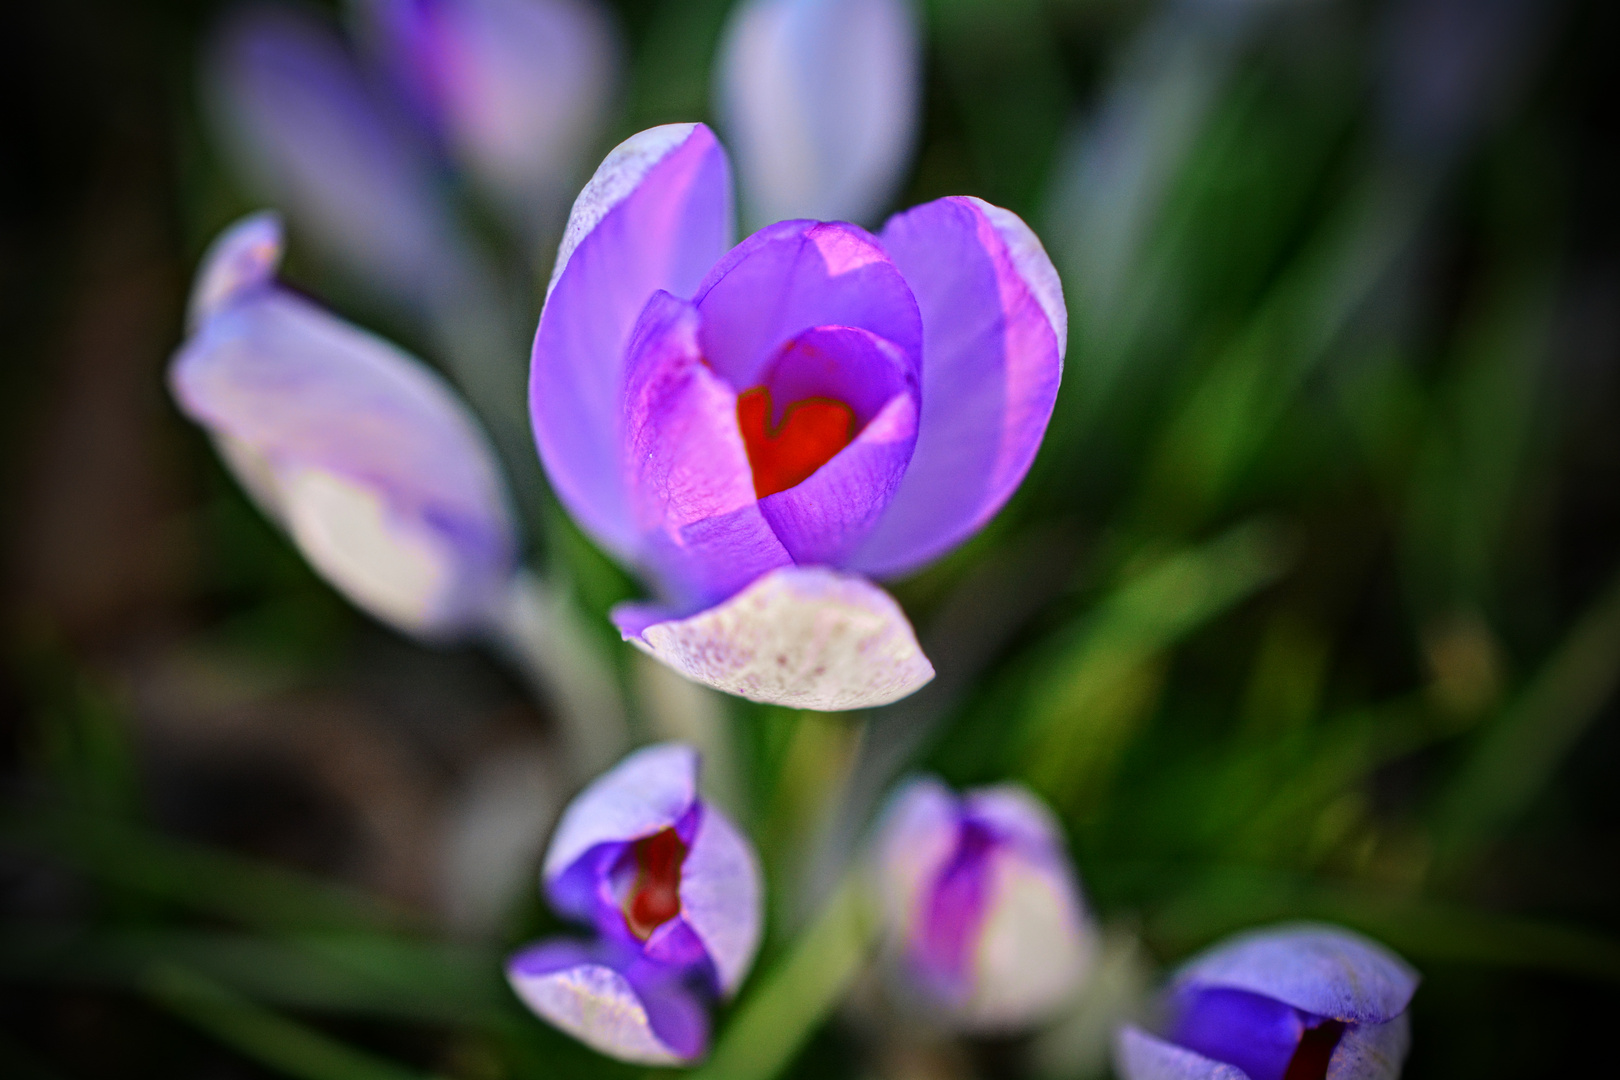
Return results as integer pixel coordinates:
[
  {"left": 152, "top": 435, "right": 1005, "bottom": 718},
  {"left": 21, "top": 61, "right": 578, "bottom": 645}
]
[
  {"left": 507, "top": 743, "right": 763, "bottom": 1065},
  {"left": 716, "top": 0, "right": 921, "bottom": 227},
  {"left": 170, "top": 211, "right": 517, "bottom": 639},
  {"left": 356, "top": 0, "right": 618, "bottom": 227},
  {"left": 1116, "top": 924, "right": 1419, "bottom": 1080},
  {"left": 870, "top": 776, "right": 1094, "bottom": 1030},
  {"left": 531, "top": 122, "right": 1066, "bottom": 709}
]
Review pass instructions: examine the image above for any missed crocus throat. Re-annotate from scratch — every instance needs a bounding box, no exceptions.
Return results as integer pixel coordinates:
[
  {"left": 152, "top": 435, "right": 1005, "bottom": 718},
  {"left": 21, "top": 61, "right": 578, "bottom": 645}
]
[
  {"left": 736, "top": 387, "right": 855, "bottom": 499},
  {"left": 623, "top": 828, "right": 687, "bottom": 940},
  {"left": 1282, "top": 1019, "right": 1346, "bottom": 1080}
]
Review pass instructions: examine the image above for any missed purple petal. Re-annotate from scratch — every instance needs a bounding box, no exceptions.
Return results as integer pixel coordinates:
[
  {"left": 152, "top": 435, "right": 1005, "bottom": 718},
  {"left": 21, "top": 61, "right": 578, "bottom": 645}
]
[
  {"left": 613, "top": 566, "right": 933, "bottom": 710},
  {"left": 620, "top": 292, "right": 792, "bottom": 608},
  {"left": 756, "top": 326, "right": 920, "bottom": 564},
  {"left": 962, "top": 783, "right": 1072, "bottom": 859},
  {"left": 205, "top": 4, "right": 466, "bottom": 304},
  {"left": 675, "top": 801, "right": 764, "bottom": 996},
  {"left": 360, "top": 0, "right": 618, "bottom": 215},
  {"left": 1116, "top": 1025, "right": 1250, "bottom": 1080},
  {"left": 1172, "top": 924, "right": 1419, "bottom": 1026},
  {"left": 532, "top": 123, "right": 734, "bottom": 560},
  {"left": 693, "top": 219, "right": 922, "bottom": 393},
  {"left": 506, "top": 939, "right": 707, "bottom": 1064},
  {"left": 543, "top": 743, "right": 700, "bottom": 890},
  {"left": 872, "top": 777, "right": 963, "bottom": 950},
  {"left": 170, "top": 249, "right": 515, "bottom": 637},
  {"left": 851, "top": 196, "right": 1066, "bottom": 578},
  {"left": 188, "top": 211, "right": 283, "bottom": 330},
  {"left": 716, "top": 0, "right": 920, "bottom": 226},
  {"left": 1169, "top": 988, "right": 1306, "bottom": 1080},
  {"left": 1327, "top": 1014, "right": 1410, "bottom": 1080}
]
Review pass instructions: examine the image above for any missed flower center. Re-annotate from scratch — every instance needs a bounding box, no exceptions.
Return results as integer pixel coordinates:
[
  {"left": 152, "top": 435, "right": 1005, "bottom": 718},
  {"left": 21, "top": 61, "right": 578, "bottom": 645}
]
[
  {"left": 736, "top": 387, "right": 855, "bottom": 499},
  {"left": 1282, "top": 1019, "right": 1346, "bottom": 1080},
  {"left": 623, "top": 827, "right": 687, "bottom": 941}
]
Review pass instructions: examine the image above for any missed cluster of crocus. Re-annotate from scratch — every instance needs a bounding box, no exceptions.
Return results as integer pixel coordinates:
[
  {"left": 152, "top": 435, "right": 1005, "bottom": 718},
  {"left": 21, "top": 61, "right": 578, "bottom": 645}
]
[
  {"left": 871, "top": 776, "right": 1095, "bottom": 1030},
  {"left": 171, "top": 211, "right": 518, "bottom": 640},
  {"left": 530, "top": 121, "right": 1066, "bottom": 710},
  {"left": 506, "top": 743, "right": 762, "bottom": 1065},
  {"left": 1117, "top": 924, "right": 1419, "bottom": 1080}
]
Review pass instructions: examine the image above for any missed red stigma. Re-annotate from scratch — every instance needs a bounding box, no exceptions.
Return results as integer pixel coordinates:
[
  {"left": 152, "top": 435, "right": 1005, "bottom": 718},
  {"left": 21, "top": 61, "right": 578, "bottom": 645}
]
[
  {"left": 736, "top": 387, "right": 855, "bottom": 499},
  {"left": 624, "top": 828, "right": 687, "bottom": 941},
  {"left": 1282, "top": 1020, "right": 1346, "bottom": 1080}
]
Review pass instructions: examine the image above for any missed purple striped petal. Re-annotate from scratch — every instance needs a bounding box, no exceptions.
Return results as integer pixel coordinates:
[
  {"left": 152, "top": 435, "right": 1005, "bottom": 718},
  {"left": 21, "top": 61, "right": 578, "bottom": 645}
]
[
  {"left": 756, "top": 326, "right": 919, "bottom": 564},
  {"left": 358, "top": 0, "right": 617, "bottom": 216},
  {"left": 613, "top": 566, "right": 933, "bottom": 710},
  {"left": 506, "top": 939, "right": 708, "bottom": 1064},
  {"left": 171, "top": 218, "right": 515, "bottom": 638},
  {"left": 205, "top": 4, "right": 466, "bottom": 304},
  {"left": 620, "top": 292, "right": 792, "bottom": 608},
  {"left": 692, "top": 219, "right": 921, "bottom": 393},
  {"left": 716, "top": 0, "right": 920, "bottom": 227},
  {"left": 872, "top": 777, "right": 962, "bottom": 946},
  {"left": 1173, "top": 924, "right": 1419, "bottom": 1026},
  {"left": 851, "top": 196, "right": 1066, "bottom": 578},
  {"left": 532, "top": 124, "right": 734, "bottom": 560},
  {"left": 1116, "top": 1025, "right": 1249, "bottom": 1080}
]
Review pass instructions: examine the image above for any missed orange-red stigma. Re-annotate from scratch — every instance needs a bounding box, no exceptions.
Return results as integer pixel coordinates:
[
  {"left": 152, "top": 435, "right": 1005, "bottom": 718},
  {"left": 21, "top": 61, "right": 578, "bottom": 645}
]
[
  {"left": 623, "top": 828, "right": 687, "bottom": 941},
  {"left": 736, "top": 387, "right": 855, "bottom": 499}
]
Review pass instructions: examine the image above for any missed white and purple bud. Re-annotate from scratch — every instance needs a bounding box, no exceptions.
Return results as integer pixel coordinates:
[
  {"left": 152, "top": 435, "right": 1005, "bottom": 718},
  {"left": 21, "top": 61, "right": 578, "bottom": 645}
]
[
  {"left": 507, "top": 743, "right": 763, "bottom": 1065},
  {"left": 872, "top": 776, "right": 1096, "bottom": 1031},
  {"left": 1116, "top": 924, "right": 1419, "bottom": 1080},
  {"left": 715, "top": 0, "right": 921, "bottom": 227},
  {"left": 356, "top": 0, "right": 618, "bottom": 227},
  {"left": 170, "top": 212, "right": 518, "bottom": 640}
]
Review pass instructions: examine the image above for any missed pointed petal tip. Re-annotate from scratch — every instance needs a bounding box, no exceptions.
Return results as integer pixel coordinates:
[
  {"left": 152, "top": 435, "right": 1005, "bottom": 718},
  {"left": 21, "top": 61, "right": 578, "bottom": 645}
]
[
  {"left": 188, "top": 211, "right": 285, "bottom": 329},
  {"left": 614, "top": 565, "right": 934, "bottom": 711}
]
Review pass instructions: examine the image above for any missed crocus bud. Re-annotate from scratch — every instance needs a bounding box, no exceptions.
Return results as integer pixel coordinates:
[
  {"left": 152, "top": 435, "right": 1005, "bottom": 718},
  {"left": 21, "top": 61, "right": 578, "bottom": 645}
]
[
  {"left": 507, "top": 743, "right": 763, "bottom": 1065},
  {"left": 716, "top": 0, "right": 921, "bottom": 227},
  {"left": 205, "top": 4, "right": 472, "bottom": 308},
  {"left": 170, "top": 212, "right": 518, "bottom": 639},
  {"left": 872, "top": 776, "right": 1095, "bottom": 1030},
  {"left": 1116, "top": 924, "right": 1419, "bottom": 1080},
  {"left": 356, "top": 0, "right": 618, "bottom": 226}
]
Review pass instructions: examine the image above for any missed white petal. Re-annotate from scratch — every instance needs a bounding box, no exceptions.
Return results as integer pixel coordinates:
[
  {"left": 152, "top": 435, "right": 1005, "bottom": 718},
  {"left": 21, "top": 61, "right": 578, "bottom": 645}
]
[
  {"left": 716, "top": 0, "right": 920, "bottom": 226},
  {"left": 507, "top": 959, "right": 690, "bottom": 1066},
  {"left": 617, "top": 566, "right": 934, "bottom": 710}
]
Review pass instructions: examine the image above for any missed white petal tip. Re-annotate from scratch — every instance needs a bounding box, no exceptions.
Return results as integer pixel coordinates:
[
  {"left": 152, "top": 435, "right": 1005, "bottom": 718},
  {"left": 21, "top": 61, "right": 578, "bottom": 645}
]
[
  {"left": 507, "top": 960, "right": 694, "bottom": 1066},
  {"left": 189, "top": 211, "right": 284, "bottom": 329},
  {"left": 617, "top": 566, "right": 934, "bottom": 710}
]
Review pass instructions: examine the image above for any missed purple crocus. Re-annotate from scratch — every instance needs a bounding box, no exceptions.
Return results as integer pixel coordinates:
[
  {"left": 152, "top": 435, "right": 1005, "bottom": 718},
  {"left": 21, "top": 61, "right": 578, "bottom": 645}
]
[
  {"left": 507, "top": 743, "right": 762, "bottom": 1065},
  {"left": 531, "top": 122, "right": 1066, "bottom": 710},
  {"left": 1116, "top": 924, "right": 1419, "bottom": 1080},
  {"left": 871, "top": 776, "right": 1094, "bottom": 1030},
  {"left": 170, "top": 212, "right": 517, "bottom": 639}
]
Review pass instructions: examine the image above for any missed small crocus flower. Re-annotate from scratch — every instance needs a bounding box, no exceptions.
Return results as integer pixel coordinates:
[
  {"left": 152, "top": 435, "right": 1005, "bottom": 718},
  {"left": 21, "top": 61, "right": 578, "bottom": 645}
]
[
  {"left": 507, "top": 743, "right": 763, "bottom": 1065},
  {"left": 531, "top": 122, "right": 1065, "bottom": 710},
  {"left": 716, "top": 0, "right": 921, "bottom": 227},
  {"left": 871, "top": 776, "right": 1095, "bottom": 1030},
  {"left": 356, "top": 0, "right": 618, "bottom": 228},
  {"left": 1116, "top": 924, "right": 1419, "bottom": 1080},
  {"left": 170, "top": 212, "right": 518, "bottom": 639}
]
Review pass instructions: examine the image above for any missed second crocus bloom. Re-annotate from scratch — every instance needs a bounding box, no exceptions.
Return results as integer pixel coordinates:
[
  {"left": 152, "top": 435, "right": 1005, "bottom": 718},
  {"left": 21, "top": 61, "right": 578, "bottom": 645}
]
[
  {"left": 871, "top": 776, "right": 1095, "bottom": 1030},
  {"left": 530, "top": 122, "right": 1066, "bottom": 710},
  {"left": 507, "top": 743, "right": 763, "bottom": 1065},
  {"left": 1116, "top": 924, "right": 1419, "bottom": 1080}
]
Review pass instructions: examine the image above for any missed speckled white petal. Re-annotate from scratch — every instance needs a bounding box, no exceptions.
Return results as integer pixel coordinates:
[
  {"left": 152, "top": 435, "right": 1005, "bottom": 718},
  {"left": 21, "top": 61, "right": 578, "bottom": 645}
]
[
  {"left": 1116, "top": 1025, "right": 1250, "bottom": 1080},
  {"left": 614, "top": 566, "right": 934, "bottom": 710},
  {"left": 506, "top": 947, "right": 694, "bottom": 1066},
  {"left": 679, "top": 803, "right": 764, "bottom": 996},
  {"left": 1173, "top": 924, "right": 1419, "bottom": 1026},
  {"left": 870, "top": 777, "right": 961, "bottom": 940},
  {"left": 543, "top": 743, "right": 699, "bottom": 882},
  {"left": 716, "top": 0, "right": 920, "bottom": 226},
  {"left": 962, "top": 844, "right": 1094, "bottom": 1030},
  {"left": 1327, "top": 1014, "right": 1410, "bottom": 1080},
  {"left": 188, "top": 211, "right": 283, "bottom": 329}
]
